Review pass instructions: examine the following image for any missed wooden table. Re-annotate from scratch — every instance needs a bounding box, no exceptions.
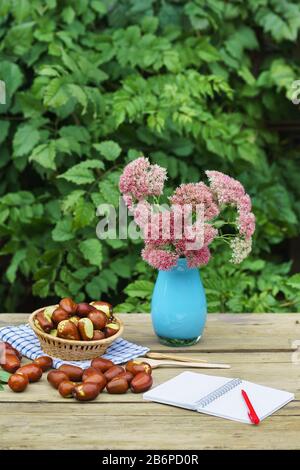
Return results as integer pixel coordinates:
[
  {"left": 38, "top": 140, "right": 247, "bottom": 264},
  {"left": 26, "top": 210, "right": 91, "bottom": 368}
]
[{"left": 0, "top": 313, "right": 299, "bottom": 450}]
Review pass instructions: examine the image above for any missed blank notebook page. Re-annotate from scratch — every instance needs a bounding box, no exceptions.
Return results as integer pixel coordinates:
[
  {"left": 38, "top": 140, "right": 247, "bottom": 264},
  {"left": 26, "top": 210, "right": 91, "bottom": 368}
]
[
  {"left": 144, "top": 371, "right": 229, "bottom": 410},
  {"left": 200, "top": 379, "right": 294, "bottom": 423},
  {"left": 144, "top": 371, "right": 294, "bottom": 423}
]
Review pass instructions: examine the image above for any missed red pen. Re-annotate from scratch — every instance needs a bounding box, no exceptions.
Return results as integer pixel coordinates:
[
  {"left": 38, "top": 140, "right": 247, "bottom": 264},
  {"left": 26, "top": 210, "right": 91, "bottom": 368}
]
[{"left": 241, "top": 389, "right": 260, "bottom": 425}]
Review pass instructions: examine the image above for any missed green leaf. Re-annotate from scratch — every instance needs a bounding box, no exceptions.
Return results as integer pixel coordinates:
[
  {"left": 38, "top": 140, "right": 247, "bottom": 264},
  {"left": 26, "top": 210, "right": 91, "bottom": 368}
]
[
  {"left": 4, "top": 21, "right": 34, "bottom": 56},
  {"left": 52, "top": 219, "right": 74, "bottom": 242},
  {"left": 91, "top": 0, "right": 107, "bottom": 15},
  {"left": 29, "top": 142, "right": 56, "bottom": 170},
  {"left": 111, "top": 258, "right": 131, "bottom": 278},
  {"left": 59, "top": 126, "right": 90, "bottom": 143},
  {"left": 67, "top": 84, "right": 87, "bottom": 112},
  {"left": 287, "top": 274, "right": 300, "bottom": 289},
  {"left": 73, "top": 200, "right": 95, "bottom": 229},
  {"left": 79, "top": 239, "right": 102, "bottom": 267},
  {"left": 94, "top": 141, "right": 121, "bottom": 161},
  {"left": 58, "top": 160, "right": 104, "bottom": 185},
  {"left": 13, "top": 123, "right": 40, "bottom": 157},
  {"left": 0, "top": 61, "right": 23, "bottom": 97},
  {"left": 124, "top": 280, "right": 154, "bottom": 299},
  {"left": 0, "top": 370, "right": 11, "bottom": 383},
  {"left": 32, "top": 279, "right": 50, "bottom": 297},
  {"left": 1, "top": 191, "right": 34, "bottom": 206},
  {"left": 6, "top": 249, "right": 26, "bottom": 283},
  {"left": 43, "top": 78, "right": 69, "bottom": 108},
  {"left": 61, "top": 6, "right": 75, "bottom": 24},
  {"left": 0, "top": 120, "right": 10, "bottom": 144},
  {"left": 61, "top": 190, "right": 85, "bottom": 213},
  {"left": 86, "top": 276, "right": 102, "bottom": 299}
]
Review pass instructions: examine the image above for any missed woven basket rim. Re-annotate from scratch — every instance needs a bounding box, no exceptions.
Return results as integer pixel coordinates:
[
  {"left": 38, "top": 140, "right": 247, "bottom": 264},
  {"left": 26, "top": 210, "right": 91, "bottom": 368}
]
[{"left": 29, "top": 306, "right": 124, "bottom": 346}]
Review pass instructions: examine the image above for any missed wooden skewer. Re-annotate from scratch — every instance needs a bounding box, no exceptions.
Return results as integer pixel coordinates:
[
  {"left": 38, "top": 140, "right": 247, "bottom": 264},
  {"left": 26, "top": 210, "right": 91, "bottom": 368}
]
[
  {"left": 144, "top": 358, "right": 231, "bottom": 369},
  {"left": 146, "top": 352, "right": 207, "bottom": 363}
]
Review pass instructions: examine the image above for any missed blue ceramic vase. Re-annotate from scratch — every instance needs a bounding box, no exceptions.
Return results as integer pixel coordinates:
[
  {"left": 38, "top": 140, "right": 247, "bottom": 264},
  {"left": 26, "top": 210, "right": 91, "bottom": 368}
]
[{"left": 151, "top": 258, "right": 207, "bottom": 346}]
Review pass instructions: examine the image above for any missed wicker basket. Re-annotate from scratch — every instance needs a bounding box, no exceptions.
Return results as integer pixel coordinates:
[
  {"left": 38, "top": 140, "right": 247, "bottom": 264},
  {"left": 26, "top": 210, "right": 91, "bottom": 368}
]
[{"left": 29, "top": 307, "right": 124, "bottom": 361}]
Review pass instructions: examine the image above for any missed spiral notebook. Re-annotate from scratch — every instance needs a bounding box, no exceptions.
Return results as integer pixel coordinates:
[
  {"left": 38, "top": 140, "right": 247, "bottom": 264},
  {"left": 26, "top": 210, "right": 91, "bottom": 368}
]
[{"left": 143, "top": 372, "right": 294, "bottom": 424}]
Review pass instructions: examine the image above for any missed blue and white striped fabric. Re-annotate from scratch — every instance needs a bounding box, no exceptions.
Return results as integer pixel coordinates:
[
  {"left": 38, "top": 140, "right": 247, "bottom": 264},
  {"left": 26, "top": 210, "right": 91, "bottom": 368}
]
[{"left": 0, "top": 323, "right": 149, "bottom": 369}]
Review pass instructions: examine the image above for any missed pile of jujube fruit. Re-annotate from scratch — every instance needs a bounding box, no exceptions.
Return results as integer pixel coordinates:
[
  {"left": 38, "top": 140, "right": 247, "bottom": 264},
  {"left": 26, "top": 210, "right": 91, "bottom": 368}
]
[
  {"left": 1, "top": 343, "right": 153, "bottom": 400},
  {"left": 48, "top": 358, "right": 153, "bottom": 400},
  {"left": 34, "top": 298, "right": 120, "bottom": 341}
]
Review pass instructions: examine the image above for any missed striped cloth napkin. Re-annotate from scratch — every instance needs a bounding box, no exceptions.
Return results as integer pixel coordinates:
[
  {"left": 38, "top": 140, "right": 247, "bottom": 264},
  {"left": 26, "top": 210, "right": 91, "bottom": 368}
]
[{"left": 0, "top": 323, "right": 149, "bottom": 369}]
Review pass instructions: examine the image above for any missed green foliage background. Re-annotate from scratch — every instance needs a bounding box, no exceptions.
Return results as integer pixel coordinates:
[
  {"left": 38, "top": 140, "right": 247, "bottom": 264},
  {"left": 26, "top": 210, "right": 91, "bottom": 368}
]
[{"left": 0, "top": 0, "right": 300, "bottom": 314}]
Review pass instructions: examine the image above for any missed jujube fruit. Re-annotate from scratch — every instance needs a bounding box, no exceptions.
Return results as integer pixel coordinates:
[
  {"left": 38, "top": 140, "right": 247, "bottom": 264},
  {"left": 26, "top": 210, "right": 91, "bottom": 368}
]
[
  {"left": 8, "top": 373, "right": 29, "bottom": 392},
  {"left": 87, "top": 311, "right": 107, "bottom": 330},
  {"left": 106, "top": 377, "right": 129, "bottom": 394},
  {"left": 105, "top": 323, "right": 120, "bottom": 338},
  {"left": 130, "top": 372, "right": 153, "bottom": 393},
  {"left": 58, "top": 380, "right": 76, "bottom": 398},
  {"left": 115, "top": 370, "right": 134, "bottom": 384},
  {"left": 126, "top": 360, "right": 152, "bottom": 376},
  {"left": 78, "top": 318, "right": 94, "bottom": 341},
  {"left": 47, "top": 370, "right": 69, "bottom": 389},
  {"left": 104, "top": 365, "right": 124, "bottom": 382},
  {"left": 4, "top": 343, "right": 22, "bottom": 360},
  {"left": 52, "top": 307, "right": 70, "bottom": 325},
  {"left": 91, "top": 357, "right": 114, "bottom": 373},
  {"left": 1, "top": 353, "right": 21, "bottom": 373},
  {"left": 57, "top": 320, "right": 80, "bottom": 341},
  {"left": 76, "top": 303, "right": 96, "bottom": 317},
  {"left": 92, "top": 330, "right": 105, "bottom": 341},
  {"left": 90, "top": 301, "right": 113, "bottom": 319},
  {"left": 69, "top": 315, "right": 80, "bottom": 326},
  {"left": 16, "top": 363, "right": 43, "bottom": 383},
  {"left": 36, "top": 311, "right": 53, "bottom": 333},
  {"left": 82, "top": 367, "right": 107, "bottom": 391},
  {"left": 58, "top": 364, "right": 83, "bottom": 382},
  {"left": 73, "top": 382, "right": 101, "bottom": 401},
  {"left": 33, "top": 356, "right": 53, "bottom": 372},
  {"left": 59, "top": 297, "right": 77, "bottom": 315}
]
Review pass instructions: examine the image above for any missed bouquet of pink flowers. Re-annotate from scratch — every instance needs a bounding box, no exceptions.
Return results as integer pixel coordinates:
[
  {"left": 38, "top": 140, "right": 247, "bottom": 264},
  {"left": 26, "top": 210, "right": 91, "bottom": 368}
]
[{"left": 119, "top": 157, "right": 255, "bottom": 271}]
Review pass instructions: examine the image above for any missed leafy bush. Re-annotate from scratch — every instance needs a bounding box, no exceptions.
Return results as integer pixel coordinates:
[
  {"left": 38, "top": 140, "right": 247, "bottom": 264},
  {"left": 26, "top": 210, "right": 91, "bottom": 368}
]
[{"left": 0, "top": 0, "right": 300, "bottom": 313}]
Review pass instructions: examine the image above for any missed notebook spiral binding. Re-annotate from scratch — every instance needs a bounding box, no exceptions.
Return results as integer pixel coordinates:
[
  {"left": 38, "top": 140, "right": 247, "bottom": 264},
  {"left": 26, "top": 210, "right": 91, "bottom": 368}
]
[{"left": 195, "top": 378, "right": 242, "bottom": 409}]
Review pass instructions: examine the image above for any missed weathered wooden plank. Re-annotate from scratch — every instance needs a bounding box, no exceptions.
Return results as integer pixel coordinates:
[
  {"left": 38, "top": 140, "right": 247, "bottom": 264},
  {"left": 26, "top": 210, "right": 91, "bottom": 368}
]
[
  {"left": 0, "top": 313, "right": 299, "bottom": 450},
  {"left": 0, "top": 355, "right": 298, "bottom": 403},
  {"left": 1, "top": 313, "right": 300, "bottom": 352},
  {"left": 0, "top": 403, "right": 299, "bottom": 449}
]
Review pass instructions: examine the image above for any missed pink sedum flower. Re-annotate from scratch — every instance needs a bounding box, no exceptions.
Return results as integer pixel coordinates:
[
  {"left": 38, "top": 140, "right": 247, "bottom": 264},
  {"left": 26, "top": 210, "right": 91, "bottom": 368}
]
[
  {"left": 186, "top": 247, "right": 211, "bottom": 268},
  {"left": 238, "top": 194, "right": 252, "bottom": 213},
  {"left": 238, "top": 211, "right": 255, "bottom": 240},
  {"left": 133, "top": 200, "right": 152, "bottom": 229},
  {"left": 205, "top": 170, "right": 245, "bottom": 205},
  {"left": 148, "top": 164, "right": 167, "bottom": 196},
  {"left": 141, "top": 245, "right": 179, "bottom": 270},
  {"left": 169, "top": 182, "right": 219, "bottom": 220},
  {"left": 122, "top": 194, "right": 134, "bottom": 210},
  {"left": 119, "top": 157, "right": 167, "bottom": 204},
  {"left": 206, "top": 169, "right": 256, "bottom": 249}
]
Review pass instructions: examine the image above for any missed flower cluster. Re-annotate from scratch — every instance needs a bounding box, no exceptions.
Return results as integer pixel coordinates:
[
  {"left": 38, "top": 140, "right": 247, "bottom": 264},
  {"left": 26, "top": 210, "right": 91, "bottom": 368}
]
[
  {"left": 119, "top": 157, "right": 167, "bottom": 208},
  {"left": 206, "top": 170, "right": 255, "bottom": 264},
  {"left": 169, "top": 182, "right": 219, "bottom": 220},
  {"left": 119, "top": 158, "right": 255, "bottom": 270}
]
